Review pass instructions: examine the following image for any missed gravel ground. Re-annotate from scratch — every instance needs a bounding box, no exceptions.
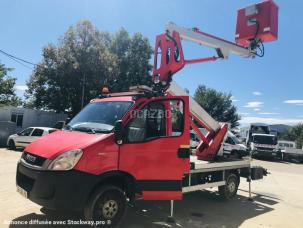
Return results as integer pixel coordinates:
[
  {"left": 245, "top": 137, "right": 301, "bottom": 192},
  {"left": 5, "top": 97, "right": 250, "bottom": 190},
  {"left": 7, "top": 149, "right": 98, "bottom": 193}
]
[{"left": 1, "top": 148, "right": 303, "bottom": 228}]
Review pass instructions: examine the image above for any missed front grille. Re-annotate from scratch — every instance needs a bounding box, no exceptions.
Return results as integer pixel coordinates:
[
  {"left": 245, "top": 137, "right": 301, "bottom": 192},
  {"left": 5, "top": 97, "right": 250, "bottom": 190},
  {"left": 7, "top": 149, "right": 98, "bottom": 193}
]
[
  {"left": 22, "top": 152, "right": 46, "bottom": 167},
  {"left": 256, "top": 147, "right": 274, "bottom": 151}
]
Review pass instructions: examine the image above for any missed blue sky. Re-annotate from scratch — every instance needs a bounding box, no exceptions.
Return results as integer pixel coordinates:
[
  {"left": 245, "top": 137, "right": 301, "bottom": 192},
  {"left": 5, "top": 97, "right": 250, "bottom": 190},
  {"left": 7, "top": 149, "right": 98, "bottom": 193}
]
[{"left": 0, "top": 0, "right": 302, "bottom": 126}]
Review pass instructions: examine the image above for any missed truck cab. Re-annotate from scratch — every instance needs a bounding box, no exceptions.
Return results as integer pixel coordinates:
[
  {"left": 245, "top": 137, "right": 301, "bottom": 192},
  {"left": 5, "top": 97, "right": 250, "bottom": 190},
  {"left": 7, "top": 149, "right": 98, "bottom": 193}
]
[
  {"left": 16, "top": 92, "right": 191, "bottom": 226},
  {"left": 250, "top": 133, "right": 279, "bottom": 158}
]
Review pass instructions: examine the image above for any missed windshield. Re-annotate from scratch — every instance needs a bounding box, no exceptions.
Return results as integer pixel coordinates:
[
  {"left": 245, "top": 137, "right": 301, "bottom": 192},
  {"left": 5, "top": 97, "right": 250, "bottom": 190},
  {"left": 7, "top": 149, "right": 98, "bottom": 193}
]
[
  {"left": 228, "top": 132, "right": 240, "bottom": 144},
  {"left": 253, "top": 135, "right": 277, "bottom": 145},
  {"left": 250, "top": 125, "right": 270, "bottom": 134},
  {"left": 66, "top": 101, "right": 133, "bottom": 133}
]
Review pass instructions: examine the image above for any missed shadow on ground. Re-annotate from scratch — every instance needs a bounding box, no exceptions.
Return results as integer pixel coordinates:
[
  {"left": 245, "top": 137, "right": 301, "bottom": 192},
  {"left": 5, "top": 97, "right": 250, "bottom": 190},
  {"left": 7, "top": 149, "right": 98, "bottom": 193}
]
[
  {"left": 10, "top": 190, "right": 279, "bottom": 228},
  {"left": 0, "top": 147, "right": 23, "bottom": 152}
]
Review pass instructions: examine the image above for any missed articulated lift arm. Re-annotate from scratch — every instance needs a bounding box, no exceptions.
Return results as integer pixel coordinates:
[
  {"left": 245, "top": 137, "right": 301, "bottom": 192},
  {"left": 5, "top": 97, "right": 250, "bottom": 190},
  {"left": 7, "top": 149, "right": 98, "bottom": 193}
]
[
  {"left": 168, "top": 81, "right": 228, "bottom": 161},
  {"left": 153, "top": 22, "right": 260, "bottom": 86},
  {"left": 152, "top": 1, "right": 278, "bottom": 160}
]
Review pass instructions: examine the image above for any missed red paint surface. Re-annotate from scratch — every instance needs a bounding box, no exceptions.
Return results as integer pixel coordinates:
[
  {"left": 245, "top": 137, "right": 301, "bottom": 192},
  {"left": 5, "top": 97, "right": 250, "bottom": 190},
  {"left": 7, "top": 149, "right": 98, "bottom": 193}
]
[
  {"left": 25, "top": 96, "right": 192, "bottom": 200},
  {"left": 142, "top": 191, "right": 182, "bottom": 200},
  {"left": 236, "top": 0, "right": 278, "bottom": 46}
]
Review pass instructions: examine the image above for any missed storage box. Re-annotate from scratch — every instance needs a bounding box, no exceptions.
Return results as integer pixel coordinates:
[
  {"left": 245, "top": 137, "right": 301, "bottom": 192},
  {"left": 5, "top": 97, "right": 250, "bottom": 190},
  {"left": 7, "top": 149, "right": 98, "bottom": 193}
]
[{"left": 235, "top": 0, "right": 278, "bottom": 47}]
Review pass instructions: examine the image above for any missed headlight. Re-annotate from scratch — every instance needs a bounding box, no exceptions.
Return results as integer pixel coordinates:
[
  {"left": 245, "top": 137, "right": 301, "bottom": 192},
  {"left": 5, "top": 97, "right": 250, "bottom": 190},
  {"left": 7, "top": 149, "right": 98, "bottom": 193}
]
[{"left": 47, "top": 149, "right": 83, "bottom": 171}]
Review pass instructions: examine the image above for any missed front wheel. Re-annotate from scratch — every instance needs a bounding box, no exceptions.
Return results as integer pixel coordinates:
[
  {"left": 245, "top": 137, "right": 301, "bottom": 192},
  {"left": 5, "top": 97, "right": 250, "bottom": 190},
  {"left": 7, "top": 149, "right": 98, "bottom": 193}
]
[
  {"left": 8, "top": 140, "right": 16, "bottom": 150},
  {"left": 84, "top": 185, "right": 127, "bottom": 228},
  {"left": 218, "top": 173, "right": 239, "bottom": 200}
]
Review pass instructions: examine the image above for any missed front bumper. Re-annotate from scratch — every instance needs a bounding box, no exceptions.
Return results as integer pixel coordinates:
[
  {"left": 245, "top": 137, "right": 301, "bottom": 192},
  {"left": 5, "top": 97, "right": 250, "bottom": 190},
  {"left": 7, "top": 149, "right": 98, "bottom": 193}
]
[
  {"left": 16, "top": 162, "right": 97, "bottom": 210},
  {"left": 252, "top": 149, "right": 279, "bottom": 157}
]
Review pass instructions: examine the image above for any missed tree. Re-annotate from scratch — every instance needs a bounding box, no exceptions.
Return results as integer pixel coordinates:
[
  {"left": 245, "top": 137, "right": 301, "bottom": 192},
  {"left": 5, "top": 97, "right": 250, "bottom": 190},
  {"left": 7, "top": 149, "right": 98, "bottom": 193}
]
[
  {"left": 26, "top": 20, "right": 152, "bottom": 116},
  {"left": 0, "top": 63, "right": 21, "bottom": 107},
  {"left": 280, "top": 124, "right": 303, "bottom": 149},
  {"left": 193, "top": 85, "right": 240, "bottom": 129},
  {"left": 109, "top": 29, "right": 153, "bottom": 92}
]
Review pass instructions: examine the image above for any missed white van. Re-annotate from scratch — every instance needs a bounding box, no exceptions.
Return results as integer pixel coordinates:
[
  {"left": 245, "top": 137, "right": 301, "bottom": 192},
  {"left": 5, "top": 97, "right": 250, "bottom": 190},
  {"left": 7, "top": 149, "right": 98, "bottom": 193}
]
[
  {"left": 222, "top": 131, "right": 249, "bottom": 158},
  {"left": 190, "top": 130, "right": 248, "bottom": 158}
]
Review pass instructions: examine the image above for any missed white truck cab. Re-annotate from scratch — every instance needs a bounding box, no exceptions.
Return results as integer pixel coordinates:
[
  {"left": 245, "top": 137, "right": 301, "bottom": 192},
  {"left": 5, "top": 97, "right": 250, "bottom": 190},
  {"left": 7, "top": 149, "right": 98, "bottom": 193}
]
[{"left": 250, "top": 133, "right": 279, "bottom": 158}]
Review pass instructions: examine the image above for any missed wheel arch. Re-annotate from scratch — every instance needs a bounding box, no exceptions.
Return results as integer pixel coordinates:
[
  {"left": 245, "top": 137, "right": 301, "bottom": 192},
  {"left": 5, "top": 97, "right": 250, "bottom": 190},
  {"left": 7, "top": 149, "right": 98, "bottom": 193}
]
[{"left": 88, "top": 170, "right": 136, "bottom": 202}]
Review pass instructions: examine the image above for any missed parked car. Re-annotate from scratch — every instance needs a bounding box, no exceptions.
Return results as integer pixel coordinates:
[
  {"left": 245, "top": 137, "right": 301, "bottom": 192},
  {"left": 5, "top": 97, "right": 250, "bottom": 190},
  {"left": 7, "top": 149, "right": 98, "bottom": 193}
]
[{"left": 7, "top": 127, "right": 57, "bottom": 150}]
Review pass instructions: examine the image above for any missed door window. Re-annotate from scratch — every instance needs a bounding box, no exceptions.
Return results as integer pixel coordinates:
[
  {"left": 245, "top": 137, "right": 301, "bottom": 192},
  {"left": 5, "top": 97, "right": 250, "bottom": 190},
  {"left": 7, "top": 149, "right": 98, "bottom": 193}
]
[
  {"left": 19, "top": 128, "right": 34, "bottom": 136},
  {"left": 126, "top": 101, "right": 166, "bottom": 143},
  {"left": 31, "top": 128, "right": 44, "bottom": 137},
  {"left": 170, "top": 100, "right": 184, "bottom": 136},
  {"left": 226, "top": 137, "right": 235, "bottom": 145}
]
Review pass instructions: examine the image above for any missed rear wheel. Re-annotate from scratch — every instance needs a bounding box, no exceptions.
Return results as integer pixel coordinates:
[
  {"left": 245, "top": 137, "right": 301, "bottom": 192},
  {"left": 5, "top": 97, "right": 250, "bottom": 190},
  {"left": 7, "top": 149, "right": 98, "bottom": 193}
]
[
  {"left": 84, "top": 185, "right": 127, "bottom": 228},
  {"left": 8, "top": 140, "right": 16, "bottom": 150},
  {"left": 219, "top": 173, "right": 239, "bottom": 200}
]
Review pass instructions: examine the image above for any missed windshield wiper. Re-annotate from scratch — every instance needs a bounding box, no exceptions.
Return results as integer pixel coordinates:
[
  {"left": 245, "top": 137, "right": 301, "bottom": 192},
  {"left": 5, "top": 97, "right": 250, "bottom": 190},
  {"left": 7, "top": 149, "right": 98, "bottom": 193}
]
[
  {"left": 64, "top": 124, "right": 112, "bottom": 134},
  {"left": 70, "top": 126, "right": 96, "bottom": 134}
]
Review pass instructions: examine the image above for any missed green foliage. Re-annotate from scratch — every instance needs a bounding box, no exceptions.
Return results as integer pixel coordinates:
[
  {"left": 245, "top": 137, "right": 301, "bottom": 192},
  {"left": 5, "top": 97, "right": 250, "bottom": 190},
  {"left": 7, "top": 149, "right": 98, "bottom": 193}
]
[
  {"left": 193, "top": 85, "right": 240, "bottom": 129},
  {"left": 26, "top": 20, "right": 152, "bottom": 116},
  {"left": 0, "top": 63, "right": 21, "bottom": 107},
  {"left": 280, "top": 124, "right": 303, "bottom": 149}
]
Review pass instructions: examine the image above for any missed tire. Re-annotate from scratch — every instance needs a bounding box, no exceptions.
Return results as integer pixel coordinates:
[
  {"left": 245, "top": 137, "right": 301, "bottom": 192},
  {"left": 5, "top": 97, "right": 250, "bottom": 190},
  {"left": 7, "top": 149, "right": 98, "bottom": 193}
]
[
  {"left": 218, "top": 173, "right": 239, "bottom": 200},
  {"left": 84, "top": 185, "right": 127, "bottom": 228},
  {"left": 230, "top": 150, "right": 240, "bottom": 159},
  {"left": 8, "top": 140, "right": 16, "bottom": 150}
]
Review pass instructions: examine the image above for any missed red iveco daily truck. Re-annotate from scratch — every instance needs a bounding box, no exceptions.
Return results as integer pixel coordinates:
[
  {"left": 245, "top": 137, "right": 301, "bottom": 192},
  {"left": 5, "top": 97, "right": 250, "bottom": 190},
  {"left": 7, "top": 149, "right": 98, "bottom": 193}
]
[{"left": 16, "top": 1, "right": 278, "bottom": 227}]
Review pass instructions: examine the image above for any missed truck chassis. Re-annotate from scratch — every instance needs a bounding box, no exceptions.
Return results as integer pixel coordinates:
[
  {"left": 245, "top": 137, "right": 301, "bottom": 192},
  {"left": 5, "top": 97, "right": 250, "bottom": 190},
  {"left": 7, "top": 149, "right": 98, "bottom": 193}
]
[{"left": 165, "top": 156, "right": 264, "bottom": 220}]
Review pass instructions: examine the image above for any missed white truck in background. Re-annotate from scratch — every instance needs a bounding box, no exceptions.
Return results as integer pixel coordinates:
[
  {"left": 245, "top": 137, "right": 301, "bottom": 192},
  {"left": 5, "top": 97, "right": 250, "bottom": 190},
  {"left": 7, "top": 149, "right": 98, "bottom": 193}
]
[
  {"left": 277, "top": 140, "right": 303, "bottom": 163},
  {"left": 244, "top": 124, "right": 279, "bottom": 159},
  {"left": 250, "top": 133, "right": 279, "bottom": 158}
]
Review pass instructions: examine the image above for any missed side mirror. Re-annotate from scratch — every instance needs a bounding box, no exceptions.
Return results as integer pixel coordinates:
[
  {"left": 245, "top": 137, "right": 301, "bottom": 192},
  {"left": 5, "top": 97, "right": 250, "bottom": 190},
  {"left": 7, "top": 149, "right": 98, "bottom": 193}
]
[
  {"left": 17, "top": 132, "right": 21, "bottom": 136},
  {"left": 114, "top": 120, "right": 124, "bottom": 145}
]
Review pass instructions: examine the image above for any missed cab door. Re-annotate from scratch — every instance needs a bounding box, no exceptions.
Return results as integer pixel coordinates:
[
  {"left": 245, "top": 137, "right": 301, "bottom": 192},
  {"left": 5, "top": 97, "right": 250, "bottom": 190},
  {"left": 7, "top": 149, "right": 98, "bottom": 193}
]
[{"left": 119, "top": 96, "right": 190, "bottom": 200}]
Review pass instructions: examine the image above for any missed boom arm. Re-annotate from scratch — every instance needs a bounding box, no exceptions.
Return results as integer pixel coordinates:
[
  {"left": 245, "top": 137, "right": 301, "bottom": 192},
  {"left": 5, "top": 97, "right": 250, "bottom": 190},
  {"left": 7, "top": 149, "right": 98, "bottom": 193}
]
[
  {"left": 168, "top": 81, "right": 228, "bottom": 161},
  {"left": 152, "top": 1, "right": 278, "bottom": 161},
  {"left": 153, "top": 22, "right": 257, "bottom": 160},
  {"left": 153, "top": 22, "right": 258, "bottom": 86},
  {"left": 166, "top": 22, "right": 254, "bottom": 59}
]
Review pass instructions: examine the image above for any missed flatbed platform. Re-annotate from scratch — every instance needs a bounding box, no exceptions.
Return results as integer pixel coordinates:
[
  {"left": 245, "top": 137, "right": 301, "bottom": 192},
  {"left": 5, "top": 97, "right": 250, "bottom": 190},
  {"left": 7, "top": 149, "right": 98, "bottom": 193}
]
[
  {"left": 181, "top": 156, "right": 256, "bottom": 194},
  {"left": 190, "top": 155, "right": 251, "bottom": 173}
]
